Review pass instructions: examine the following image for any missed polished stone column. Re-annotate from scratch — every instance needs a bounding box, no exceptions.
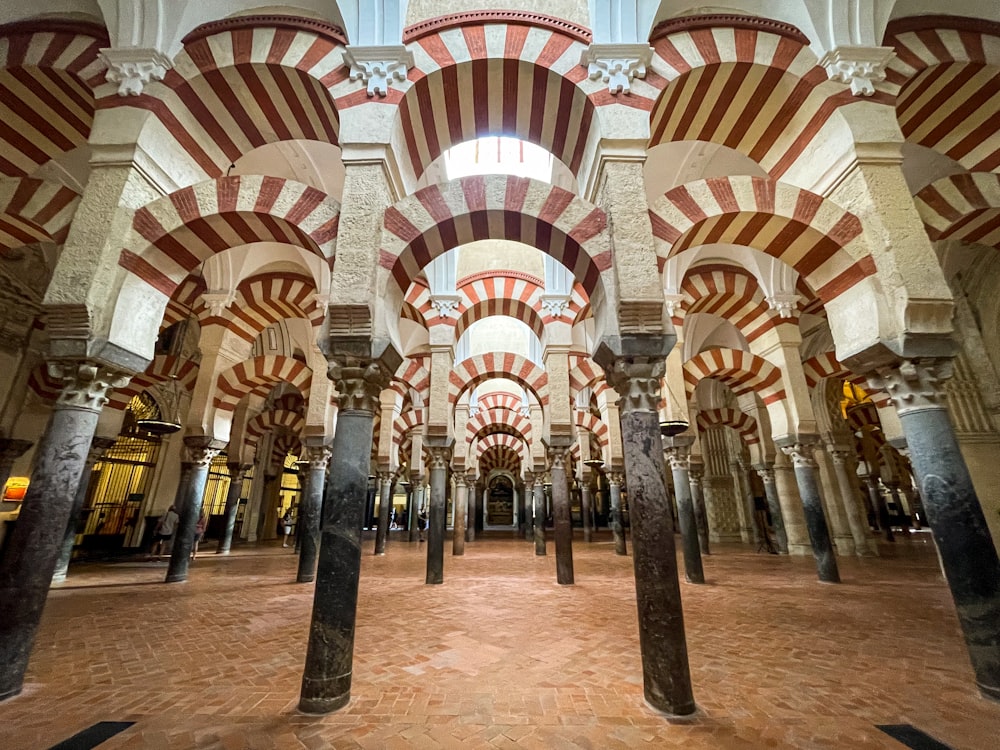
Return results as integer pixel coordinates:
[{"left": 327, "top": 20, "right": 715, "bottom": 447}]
[
  {"left": 608, "top": 471, "right": 627, "bottom": 556},
  {"left": 464, "top": 482, "right": 476, "bottom": 542},
  {"left": 374, "top": 472, "right": 393, "bottom": 555},
  {"left": 597, "top": 351, "right": 695, "bottom": 715},
  {"left": 581, "top": 481, "right": 593, "bottom": 543},
  {"left": 780, "top": 441, "right": 840, "bottom": 583},
  {"left": 733, "top": 460, "right": 758, "bottom": 545},
  {"left": 297, "top": 446, "right": 330, "bottom": 583},
  {"left": 409, "top": 479, "right": 423, "bottom": 542},
  {"left": 688, "top": 463, "right": 710, "bottom": 555},
  {"left": 0, "top": 361, "right": 131, "bottom": 701},
  {"left": 300, "top": 359, "right": 389, "bottom": 714},
  {"left": 425, "top": 445, "right": 450, "bottom": 584},
  {"left": 548, "top": 445, "right": 574, "bottom": 585},
  {"left": 666, "top": 446, "right": 704, "bottom": 585},
  {"left": 523, "top": 472, "right": 535, "bottom": 541},
  {"left": 872, "top": 360, "right": 1000, "bottom": 701},
  {"left": 827, "top": 446, "right": 875, "bottom": 556},
  {"left": 755, "top": 465, "right": 788, "bottom": 554},
  {"left": 166, "top": 437, "right": 223, "bottom": 583},
  {"left": 217, "top": 462, "right": 251, "bottom": 555},
  {"left": 0, "top": 438, "right": 31, "bottom": 500},
  {"left": 52, "top": 436, "right": 116, "bottom": 583},
  {"left": 452, "top": 473, "right": 467, "bottom": 556},
  {"left": 533, "top": 474, "right": 546, "bottom": 555}
]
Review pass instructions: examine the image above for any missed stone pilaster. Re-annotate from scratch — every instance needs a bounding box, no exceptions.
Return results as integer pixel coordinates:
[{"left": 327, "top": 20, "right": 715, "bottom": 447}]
[
  {"left": 166, "top": 437, "right": 223, "bottom": 583},
  {"left": 548, "top": 443, "right": 574, "bottom": 585},
  {"left": 425, "top": 444, "right": 451, "bottom": 584},
  {"left": 52, "top": 436, "right": 116, "bottom": 583},
  {"left": 374, "top": 472, "right": 393, "bottom": 555},
  {"left": 665, "top": 445, "right": 704, "bottom": 584},
  {"left": 217, "top": 462, "right": 251, "bottom": 555},
  {"left": 688, "top": 462, "right": 710, "bottom": 556},
  {"left": 452, "top": 473, "right": 467, "bottom": 556},
  {"left": 870, "top": 359, "right": 1000, "bottom": 701},
  {"left": 0, "top": 360, "right": 131, "bottom": 701},
  {"left": 300, "top": 356, "right": 392, "bottom": 714},
  {"left": 780, "top": 441, "right": 840, "bottom": 583},
  {"left": 596, "top": 351, "right": 695, "bottom": 715},
  {"left": 608, "top": 471, "right": 627, "bottom": 556},
  {"left": 297, "top": 446, "right": 330, "bottom": 583}
]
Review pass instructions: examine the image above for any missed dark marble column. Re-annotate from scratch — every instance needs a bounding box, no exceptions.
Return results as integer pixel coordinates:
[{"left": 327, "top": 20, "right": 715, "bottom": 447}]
[
  {"left": 596, "top": 348, "right": 695, "bottom": 715},
  {"left": 464, "top": 481, "right": 475, "bottom": 542},
  {"left": 871, "top": 360, "right": 1000, "bottom": 701},
  {"left": 523, "top": 472, "right": 535, "bottom": 542},
  {"left": 755, "top": 465, "right": 788, "bottom": 554},
  {"left": 688, "top": 462, "right": 710, "bottom": 555},
  {"left": 300, "top": 358, "right": 390, "bottom": 714},
  {"left": 733, "top": 460, "right": 758, "bottom": 545},
  {"left": 425, "top": 445, "right": 450, "bottom": 584},
  {"left": 166, "top": 437, "right": 223, "bottom": 583},
  {"left": 548, "top": 444, "right": 574, "bottom": 585},
  {"left": 666, "top": 446, "right": 704, "bottom": 585},
  {"left": 52, "top": 436, "right": 116, "bottom": 583},
  {"left": 581, "top": 481, "right": 593, "bottom": 543},
  {"left": 533, "top": 474, "right": 546, "bottom": 556},
  {"left": 0, "top": 438, "right": 32, "bottom": 501},
  {"left": 217, "top": 462, "right": 251, "bottom": 554},
  {"left": 0, "top": 361, "right": 132, "bottom": 702},
  {"left": 827, "top": 446, "right": 875, "bottom": 556},
  {"left": 374, "top": 472, "right": 393, "bottom": 555},
  {"left": 474, "top": 483, "right": 484, "bottom": 536},
  {"left": 297, "top": 446, "right": 330, "bottom": 583},
  {"left": 408, "top": 479, "right": 423, "bottom": 542},
  {"left": 780, "top": 441, "right": 840, "bottom": 584},
  {"left": 608, "top": 471, "right": 627, "bottom": 555},
  {"left": 452, "top": 473, "right": 467, "bottom": 556}
]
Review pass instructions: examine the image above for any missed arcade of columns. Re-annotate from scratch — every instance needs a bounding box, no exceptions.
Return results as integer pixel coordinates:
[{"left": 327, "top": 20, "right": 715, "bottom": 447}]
[{"left": 0, "top": 0, "right": 999, "bottom": 718}]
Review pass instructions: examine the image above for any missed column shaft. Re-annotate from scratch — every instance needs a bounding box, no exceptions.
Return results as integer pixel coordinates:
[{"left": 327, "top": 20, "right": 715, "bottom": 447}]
[
  {"left": 52, "top": 436, "right": 114, "bottom": 582},
  {"left": 217, "top": 464, "right": 249, "bottom": 555},
  {"left": 609, "top": 474, "right": 627, "bottom": 555},
  {"left": 374, "top": 474, "right": 392, "bottom": 555},
  {"left": 409, "top": 482, "right": 423, "bottom": 542},
  {"left": 533, "top": 478, "right": 546, "bottom": 555},
  {"left": 297, "top": 449, "right": 330, "bottom": 583},
  {"left": 689, "top": 467, "right": 710, "bottom": 555},
  {"left": 829, "top": 449, "right": 876, "bottom": 556},
  {"left": 550, "top": 449, "right": 574, "bottom": 585},
  {"left": 757, "top": 468, "right": 788, "bottom": 553},
  {"left": 669, "top": 453, "right": 704, "bottom": 584},
  {"left": 783, "top": 444, "right": 840, "bottom": 584},
  {"left": 581, "top": 483, "right": 593, "bottom": 543},
  {"left": 166, "top": 439, "right": 220, "bottom": 583},
  {"left": 425, "top": 449, "right": 448, "bottom": 584},
  {"left": 452, "top": 476, "right": 467, "bottom": 556}
]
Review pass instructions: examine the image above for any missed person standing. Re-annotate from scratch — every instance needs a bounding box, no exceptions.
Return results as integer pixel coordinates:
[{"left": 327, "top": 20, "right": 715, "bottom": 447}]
[
  {"left": 151, "top": 505, "right": 179, "bottom": 558},
  {"left": 191, "top": 513, "right": 208, "bottom": 559},
  {"left": 281, "top": 508, "right": 294, "bottom": 547}
]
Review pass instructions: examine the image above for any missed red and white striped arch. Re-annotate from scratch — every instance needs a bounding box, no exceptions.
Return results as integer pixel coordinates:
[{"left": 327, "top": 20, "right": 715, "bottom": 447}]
[
  {"left": 676, "top": 266, "right": 780, "bottom": 342},
  {"left": 0, "top": 177, "right": 79, "bottom": 252},
  {"left": 568, "top": 355, "right": 611, "bottom": 400},
  {"left": 884, "top": 17, "right": 1000, "bottom": 173},
  {"left": 475, "top": 392, "right": 524, "bottom": 413},
  {"left": 683, "top": 347, "right": 785, "bottom": 405},
  {"left": 476, "top": 432, "right": 528, "bottom": 466},
  {"left": 466, "top": 408, "right": 533, "bottom": 446},
  {"left": 161, "top": 276, "right": 206, "bottom": 331},
  {"left": 478, "top": 442, "right": 523, "bottom": 476},
  {"left": 123, "top": 176, "right": 339, "bottom": 296},
  {"left": 98, "top": 16, "right": 347, "bottom": 177},
  {"left": 0, "top": 20, "right": 107, "bottom": 177},
  {"left": 574, "top": 411, "right": 610, "bottom": 451},
  {"left": 391, "top": 408, "right": 425, "bottom": 446},
  {"left": 801, "top": 351, "right": 864, "bottom": 389},
  {"left": 914, "top": 173, "right": 1000, "bottom": 249},
  {"left": 449, "top": 353, "right": 549, "bottom": 406},
  {"left": 270, "top": 431, "right": 302, "bottom": 464},
  {"left": 696, "top": 407, "right": 760, "bottom": 445},
  {"left": 394, "top": 357, "right": 431, "bottom": 407},
  {"left": 106, "top": 355, "right": 200, "bottom": 411},
  {"left": 650, "top": 176, "right": 872, "bottom": 302},
  {"left": 27, "top": 363, "right": 63, "bottom": 402},
  {"left": 392, "top": 13, "right": 607, "bottom": 181},
  {"left": 381, "top": 175, "right": 609, "bottom": 297},
  {"left": 648, "top": 16, "right": 865, "bottom": 178},
  {"left": 245, "top": 408, "right": 305, "bottom": 442},
  {"left": 213, "top": 355, "right": 311, "bottom": 411},
  {"left": 198, "top": 273, "right": 324, "bottom": 343}
]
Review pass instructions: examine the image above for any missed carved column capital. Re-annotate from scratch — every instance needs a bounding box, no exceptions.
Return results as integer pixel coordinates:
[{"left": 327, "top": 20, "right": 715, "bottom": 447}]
[
  {"left": 453, "top": 472, "right": 467, "bottom": 488},
  {"left": 665, "top": 446, "right": 690, "bottom": 472},
  {"left": 302, "top": 446, "right": 332, "bottom": 471},
  {"left": 48, "top": 361, "right": 132, "bottom": 413},
  {"left": 582, "top": 43, "right": 653, "bottom": 95},
  {"left": 183, "top": 436, "right": 223, "bottom": 467},
  {"left": 754, "top": 464, "right": 775, "bottom": 483},
  {"left": 688, "top": 463, "right": 704, "bottom": 486},
  {"left": 427, "top": 446, "right": 451, "bottom": 471},
  {"left": 868, "top": 359, "right": 952, "bottom": 416},
  {"left": 465, "top": 473, "right": 476, "bottom": 487},
  {"left": 819, "top": 45, "right": 895, "bottom": 96},
  {"left": 780, "top": 441, "right": 819, "bottom": 469},
  {"left": 331, "top": 359, "right": 392, "bottom": 413},
  {"left": 600, "top": 357, "right": 665, "bottom": 415},
  {"left": 547, "top": 445, "right": 569, "bottom": 471},
  {"left": 227, "top": 462, "right": 252, "bottom": 480},
  {"left": 99, "top": 47, "right": 172, "bottom": 96},
  {"left": 607, "top": 471, "right": 624, "bottom": 488},
  {"left": 343, "top": 44, "right": 414, "bottom": 97},
  {"left": 826, "top": 445, "right": 852, "bottom": 466}
]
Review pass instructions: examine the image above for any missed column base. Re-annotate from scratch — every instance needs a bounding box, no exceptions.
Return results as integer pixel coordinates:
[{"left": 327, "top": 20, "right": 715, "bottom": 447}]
[
  {"left": 645, "top": 694, "right": 697, "bottom": 717},
  {"left": 164, "top": 574, "right": 188, "bottom": 584},
  {"left": 0, "top": 685, "right": 23, "bottom": 702},
  {"left": 298, "top": 690, "right": 350, "bottom": 715},
  {"left": 980, "top": 681, "right": 1000, "bottom": 703},
  {"left": 297, "top": 575, "right": 315, "bottom": 583}
]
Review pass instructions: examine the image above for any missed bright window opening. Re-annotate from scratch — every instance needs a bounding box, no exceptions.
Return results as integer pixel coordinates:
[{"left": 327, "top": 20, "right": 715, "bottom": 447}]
[{"left": 445, "top": 136, "right": 554, "bottom": 183}]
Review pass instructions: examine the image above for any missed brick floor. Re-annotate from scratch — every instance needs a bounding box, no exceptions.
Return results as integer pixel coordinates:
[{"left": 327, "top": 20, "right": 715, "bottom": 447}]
[{"left": 1, "top": 531, "right": 998, "bottom": 749}]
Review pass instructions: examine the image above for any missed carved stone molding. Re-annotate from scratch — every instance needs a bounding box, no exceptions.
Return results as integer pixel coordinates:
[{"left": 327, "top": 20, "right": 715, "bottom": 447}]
[
  {"left": 540, "top": 294, "right": 571, "bottom": 318},
  {"left": 100, "top": 47, "right": 172, "bottom": 96},
  {"left": 819, "top": 45, "right": 895, "bottom": 97},
  {"left": 331, "top": 360, "right": 392, "bottom": 413},
  {"left": 183, "top": 436, "right": 223, "bottom": 468},
  {"left": 343, "top": 45, "right": 414, "bottom": 97},
  {"left": 765, "top": 292, "right": 800, "bottom": 318},
  {"left": 600, "top": 357, "right": 665, "bottom": 415},
  {"left": 663, "top": 293, "right": 685, "bottom": 318},
  {"left": 202, "top": 291, "right": 238, "bottom": 317},
  {"left": 428, "top": 294, "right": 462, "bottom": 317},
  {"left": 688, "top": 464, "right": 704, "bottom": 486},
  {"left": 869, "top": 359, "right": 952, "bottom": 416},
  {"left": 48, "top": 361, "right": 132, "bottom": 412},
  {"left": 582, "top": 43, "right": 653, "bottom": 95},
  {"left": 303, "top": 446, "right": 332, "bottom": 471}
]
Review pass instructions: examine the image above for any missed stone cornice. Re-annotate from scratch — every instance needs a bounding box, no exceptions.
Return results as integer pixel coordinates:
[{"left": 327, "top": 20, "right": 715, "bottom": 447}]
[
  {"left": 404, "top": 11, "right": 592, "bottom": 44},
  {"left": 0, "top": 19, "right": 109, "bottom": 44},
  {"left": 650, "top": 14, "right": 809, "bottom": 45},
  {"left": 181, "top": 15, "right": 347, "bottom": 47},
  {"left": 883, "top": 14, "right": 1000, "bottom": 42}
]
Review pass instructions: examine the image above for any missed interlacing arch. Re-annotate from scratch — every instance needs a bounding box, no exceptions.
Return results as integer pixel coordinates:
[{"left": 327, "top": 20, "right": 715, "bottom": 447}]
[
  {"left": 568, "top": 356, "right": 611, "bottom": 399},
  {"left": 914, "top": 173, "right": 1000, "bottom": 249},
  {"left": 449, "top": 353, "right": 549, "bottom": 406},
  {"left": 574, "top": 411, "right": 610, "bottom": 452},
  {"left": 269, "top": 431, "right": 302, "bottom": 466},
  {"left": 391, "top": 408, "right": 424, "bottom": 446},
  {"left": 647, "top": 15, "right": 875, "bottom": 178},
  {"left": 381, "top": 175, "right": 609, "bottom": 297},
  {"left": 478, "top": 443, "right": 522, "bottom": 476},
  {"left": 106, "top": 355, "right": 200, "bottom": 411},
  {"left": 245, "top": 408, "right": 305, "bottom": 441},
  {"left": 101, "top": 16, "right": 348, "bottom": 177},
  {"left": 0, "top": 178, "right": 80, "bottom": 252},
  {"left": 213, "top": 355, "right": 311, "bottom": 411},
  {"left": 198, "top": 273, "right": 325, "bottom": 343},
  {"left": 0, "top": 20, "right": 107, "bottom": 177},
  {"left": 683, "top": 347, "right": 785, "bottom": 405},
  {"left": 394, "top": 357, "right": 430, "bottom": 407},
  {"left": 124, "top": 176, "right": 340, "bottom": 295},
  {"left": 161, "top": 277, "right": 206, "bottom": 331},
  {"left": 696, "top": 407, "right": 760, "bottom": 445},
  {"left": 466, "top": 408, "right": 533, "bottom": 446},
  {"left": 676, "top": 266, "right": 782, "bottom": 343},
  {"left": 476, "top": 432, "right": 527, "bottom": 466},
  {"left": 475, "top": 392, "right": 525, "bottom": 414},
  {"left": 884, "top": 16, "right": 1000, "bottom": 173},
  {"left": 392, "top": 12, "right": 606, "bottom": 181},
  {"left": 650, "top": 176, "right": 871, "bottom": 302}
]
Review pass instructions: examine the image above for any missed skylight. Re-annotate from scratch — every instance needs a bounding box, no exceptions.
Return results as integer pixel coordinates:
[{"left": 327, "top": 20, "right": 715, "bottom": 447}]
[{"left": 445, "top": 136, "right": 554, "bottom": 182}]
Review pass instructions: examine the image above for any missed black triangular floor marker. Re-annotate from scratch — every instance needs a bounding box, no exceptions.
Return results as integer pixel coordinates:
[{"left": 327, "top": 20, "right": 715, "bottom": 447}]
[
  {"left": 876, "top": 724, "right": 954, "bottom": 750},
  {"left": 48, "top": 721, "right": 135, "bottom": 750}
]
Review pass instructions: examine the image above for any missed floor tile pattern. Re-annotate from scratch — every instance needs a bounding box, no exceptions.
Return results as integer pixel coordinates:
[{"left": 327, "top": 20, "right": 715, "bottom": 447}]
[{"left": 2, "top": 531, "right": 998, "bottom": 749}]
